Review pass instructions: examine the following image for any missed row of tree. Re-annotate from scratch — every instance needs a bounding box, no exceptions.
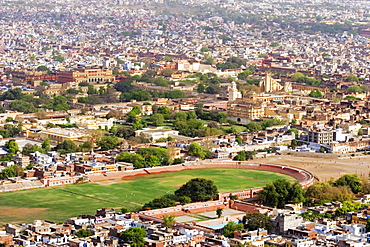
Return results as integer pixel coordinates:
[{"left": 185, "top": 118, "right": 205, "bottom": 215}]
[{"left": 259, "top": 174, "right": 364, "bottom": 208}]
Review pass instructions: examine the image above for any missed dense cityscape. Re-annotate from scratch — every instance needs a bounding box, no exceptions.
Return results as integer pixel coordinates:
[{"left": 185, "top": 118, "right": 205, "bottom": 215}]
[{"left": 2, "top": 0, "right": 370, "bottom": 246}]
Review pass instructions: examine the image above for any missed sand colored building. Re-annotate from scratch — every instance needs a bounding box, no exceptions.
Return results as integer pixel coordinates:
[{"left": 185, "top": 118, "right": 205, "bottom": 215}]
[
  {"left": 259, "top": 74, "right": 292, "bottom": 93},
  {"left": 227, "top": 99, "right": 267, "bottom": 123},
  {"left": 58, "top": 68, "right": 114, "bottom": 84}
]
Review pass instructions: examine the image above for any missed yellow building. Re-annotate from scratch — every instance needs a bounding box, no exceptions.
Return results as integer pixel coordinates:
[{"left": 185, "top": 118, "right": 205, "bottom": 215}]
[
  {"left": 227, "top": 99, "right": 267, "bottom": 123},
  {"left": 27, "top": 128, "right": 89, "bottom": 145},
  {"left": 58, "top": 68, "right": 114, "bottom": 84}
]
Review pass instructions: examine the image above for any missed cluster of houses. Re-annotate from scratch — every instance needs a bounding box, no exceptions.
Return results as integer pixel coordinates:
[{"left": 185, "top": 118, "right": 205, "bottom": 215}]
[{"left": 3, "top": 196, "right": 370, "bottom": 247}]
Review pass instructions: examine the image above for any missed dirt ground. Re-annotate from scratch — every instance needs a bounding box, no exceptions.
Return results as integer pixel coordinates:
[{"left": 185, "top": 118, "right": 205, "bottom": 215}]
[
  {"left": 253, "top": 154, "right": 370, "bottom": 181},
  {"left": 0, "top": 207, "right": 47, "bottom": 226}
]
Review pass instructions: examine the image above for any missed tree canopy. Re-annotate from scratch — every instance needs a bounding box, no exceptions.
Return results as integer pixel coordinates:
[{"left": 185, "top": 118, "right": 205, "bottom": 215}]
[
  {"left": 96, "top": 136, "right": 121, "bottom": 151},
  {"left": 308, "top": 90, "right": 323, "bottom": 98},
  {"left": 175, "top": 178, "right": 219, "bottom": 202},
  {"left": 120, "top": 227, "right": 146, "bottom": 247},
  {"left": 223, "top": 222, "right": 244, "bottom": 237},
  {"left": 142, "top": 196, "right": 176, "bottom": 210},
  {"left": 188, "top": 142, "right": 211, "bottom": 159},
  {"left": 333, "top": 174, "right": 362, "bottom": 194},
  {"left": 258, "top": 179, "right": 305, "bottom": 208},
  {"left": 243, "top": 212, "right": 271, "bottom": 231}
]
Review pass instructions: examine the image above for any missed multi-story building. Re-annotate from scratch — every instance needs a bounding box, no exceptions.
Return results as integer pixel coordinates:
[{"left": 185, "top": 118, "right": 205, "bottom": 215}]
[
  {"left": 307, "top": 129, "right": 334, "bottom": 144},
  {"left": 227, "top": 99, "right": 267, "bottom": 123},
  {"left": 58, "top": 68, "right": 114, "bottom": 84}
]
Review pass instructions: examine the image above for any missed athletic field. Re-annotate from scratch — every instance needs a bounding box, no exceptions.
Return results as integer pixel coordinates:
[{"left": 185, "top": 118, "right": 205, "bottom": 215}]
[{"left": 0, "top": 168, "right": 294, "bottom": 226}]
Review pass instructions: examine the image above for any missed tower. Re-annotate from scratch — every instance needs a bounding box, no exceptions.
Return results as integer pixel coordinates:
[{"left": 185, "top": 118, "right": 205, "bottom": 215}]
[{"left": 228, "top": 81, "right": 242, "bottom": 101}]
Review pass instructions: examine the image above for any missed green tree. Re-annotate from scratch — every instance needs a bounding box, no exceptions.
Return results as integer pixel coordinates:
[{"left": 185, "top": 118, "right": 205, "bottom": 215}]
[
  {"left": 121, "top": 207, "right": 128, "bottom": 214},
  {"left": 132, "top": 118, "right": 143, "bottom": 130},
  {"left": 53, "top": 55, "right": 65, "bottom": 62},
  {"left": 246, "top": 122, "right": 262, "bottom": 131},
  {"left": 9, "top": 100, "right": 37, "bottom": 113},
  {"left": 163, "top": 215, "right": 176, "bottom": 228},
  {"left": 79, "top": 140, "right": 93, "bottom": 152},
  {"left": 292, "top": 72, "right": 305, "bottom": 82},
  {"left": 75, "top": 229, "right": 92, "bottom": 238},
  {"left": 138, "top": 148, "right": 170, "bottom": 166},
  {"left": 358, "top": 129, "right": 364, "bottom": 136},
  {"left": 243, "top": 212, "right": 271, "bottom": 231},
  {"left": 236, "top": 136, "right": 242, "bottom": 145},
  {"left": 5, "top": 139, "right": 18, "bottom": 154},
  {"left": 158, "top": 106, "right": 170, "bottom": 119},
  {"left": 0, "top": 165, "right": 20, "bottom": 179},
  {"left": 305, "top": 182, "right": 355, "bottom": 204},
  {"left": 335, "top": 201, "right": 362, "bottom": 217},
  {"left": 197, "top": 83, "right": 205, "bottom": 93},
  {"left": 216, "top": 208, "right": 223, "bottom": 218},
  {"left": 347, "top": 74, "right": 359, "bottom": 82},
  {"left": 175, "top": 178, "right": 219, "bottom": 202},
  {"left": 142, "top": 196, "right": 176, "bottom": 210},
  {"left": 42, "top": 138, "right": 51, "bottom": 151},
  {"left": 229, "top": 194, "right": 238, "bottom": 200},
  {"left": 120, "top": 227, "right": 146, "bottom": 247},
  {"left": 87, "top": 84, "right": 97, "bottom": 95},
  {"left": 116, "top": 152, "right": 145, "bottom": 169},
  {"left": 55, "top": 140, "right": 77, "bottom": 154},
  {"left": 287, "top": 128, "right": 299, "bottom": 138},
  {"left": 66, "top": 88, "right": 80, "bottom": 94},
  {"left": 366, "top": 219, "right": 370, "bottom": 232},
  {"left": 129, "top": 105, "right": 142, "bottom": 116},
  {"left": 22, "top": 144, "right": 44, "bottom": 155},
  {"left": 347, "top": 85, "right": 365, "bottom": 93},
  {"left": 309, "top": 90, "right": 323, "bottom": 97},
  {"left": 188, "top": 143, "right": 210, "bottom": 159},
  {"left": 223, "top": 222, "right": 244, "bottom": 237},
  {"left": 37, "top": 65, "right": 51, "bottom": 73},
  {"left": 178, "top": 196, "right": 192, "bottom": 204},
  {"left": 258, "top": 179, "right": 305, "bottom": 208},
  {"left": 233, "top": 151, "right": 246, "bottom": 161},
  {"left": 290, "top": 139, "right": 299, "bottom": 149},
  {"left": 96, "top": 136, "right": 121, "bottom": 151},
  {"left": 334, "top": 174, "right": 362, "bottom": 194},
  {"left": 151, "top": 113, "right": 165, "bottom": 126},
  {"left": 238, "top": 70, "right": 253, "bottom": 80}
]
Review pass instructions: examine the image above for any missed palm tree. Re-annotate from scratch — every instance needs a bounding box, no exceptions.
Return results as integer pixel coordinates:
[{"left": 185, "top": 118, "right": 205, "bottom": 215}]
[{"left": 163, "top": 215, "right": 176, "bottom": 228}]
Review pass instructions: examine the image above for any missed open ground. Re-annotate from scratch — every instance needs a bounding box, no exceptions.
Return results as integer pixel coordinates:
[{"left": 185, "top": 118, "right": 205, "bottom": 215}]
[
  {"left": 0, "top": 168, "right": 293, "bottom": 226},
  {"left": 255, "top": 154, "right": 370, "bottom": 181}
]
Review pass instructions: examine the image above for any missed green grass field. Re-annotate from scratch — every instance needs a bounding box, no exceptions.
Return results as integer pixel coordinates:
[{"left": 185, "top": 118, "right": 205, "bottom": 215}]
[{"left": 0, "top": 169, "right": 294, "bottom": 226}]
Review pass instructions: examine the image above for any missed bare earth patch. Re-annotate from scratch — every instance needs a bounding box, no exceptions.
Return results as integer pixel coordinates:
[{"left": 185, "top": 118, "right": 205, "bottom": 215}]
[
  {"left": 171, "top": 183, "right": 185, "bottom": 187},
  {"left": 0, "top": 206, "right": 47, "bottom": 225},
  {"left": 251, "top": 155, "right": 370, "bottom": 181}
]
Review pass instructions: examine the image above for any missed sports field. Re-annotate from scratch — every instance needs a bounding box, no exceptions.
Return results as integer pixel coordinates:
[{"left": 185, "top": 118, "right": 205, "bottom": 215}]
[{"left": 0, "top": 168, "right": 294, "bottom": 226}]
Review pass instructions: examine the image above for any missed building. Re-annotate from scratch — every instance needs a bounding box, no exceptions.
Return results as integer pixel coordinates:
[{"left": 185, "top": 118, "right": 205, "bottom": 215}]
[
  {"left": 40, "top": 176, "right": 76, "bottom": 187},
  {"left": 228, "top": 82, "right": 242, "bottom": 101},
  {"left": 13, "top": 153, "right": 31, "bottom": 168},
  {"left": 135, "top": 127, "right": 180, "bottom": 141},
  {"left": 227, "top": 99, "right": 267, "bottom": 123},
  {"left": 28, "top": 128, "right": 89, "bottom": 145},
  {"left": 270, "top": 212, "right": 304, "bottom": 235},
  {"left": 58, "top": 68, "right": 114, "bottom": 84},
  {"left": 307, "top": 129, "right": 334, "bottom": 144}
]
